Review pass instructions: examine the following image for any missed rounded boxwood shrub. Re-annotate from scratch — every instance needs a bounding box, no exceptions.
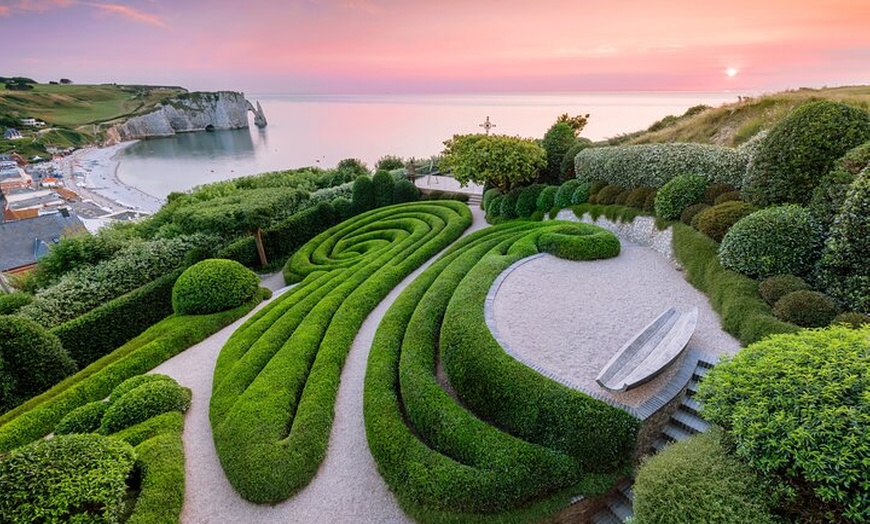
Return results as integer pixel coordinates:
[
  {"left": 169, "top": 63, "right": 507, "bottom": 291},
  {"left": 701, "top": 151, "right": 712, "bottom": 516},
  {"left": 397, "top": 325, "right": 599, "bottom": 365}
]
[
  {"left": 515, "top": 184, "right": 544, "bottom": 218},
  {"left": 704, "top": 183, "right": 737, "bottom": 205},
  {"left": 633, "top": 430, "right": 778, "bottom": 524},
  {"left": 535, "top": 186, "right": 557, "bottom": 211},
  {"left": 172, "top": 258, "right": 260, "bottom": 315},
  {"left": 0, "top": 433, "right": 136, "bottom": 523},
  {"left": 100, "top": 379, "right": 192, "bottom": 434},
  {"left": 758, "top": 274, "right": 810, "bottom": 306},
  {"left": 554, "top": 179, "right": 584, "bottom": 208},
  {"left": 594, "top": 184, "right": 625, "bottom": 205},
  {"left": 0, "top": 292, "right": 33, "bottom": 315},
  {"left": 486, "top": 194, "right": 504, "bottom": 218},
  {"left": 483, "top": 187, "right": 502, "bottom": 210},
  {"left": 332, "top": 196, "right": 353, "bottom": 220},
  {"left": 0, "top": 315, "right": 76, "bottom": 412},
  {"left": 588, "top": 179, "right": 608, "bottom": 198},
  {"left": 695, "top": 201, "right": 757, "bottom": 242},
  {"left": 773, "top": 290, "right": 839, "bottom": 328},
  {"left": 625, "top": 187, "right": 653, "bottom": 209},
  {"left": 718, "top": 205, "right": 823, "bottom": 278},
  {"left": 55, "top": 400, "right": 108, "bottom": 435},
  {"left": 743, "top": 101, "right": 870, "bottom": 207},
  {"left": 499, "top": 189, "right": 520, "bottom": 219},
  {"left": 613, "top": 189, "right": 631, "bottom": 205},
  {"left": 391, "top": 179, "right": 419, "bottom": 204},
  {"left": 654, "top": 173, "right": 707, "bottom": 221},
  {"left": 372, "top": 169, "right": 395, "bottom": 208},
  {"left": 833, "top": 311, "right": 870, "bottom": 328},
  {"left": 351, "top": 175, "right": 376, "bottom": 214},
  {"left": 643, "top": 189, "right": 657, "bottom": 212},
  {"left": 570, "top": 183, "right": 590, "bottom": 205},
  {"left": 713, "top": 190, "right": 743, "bottom": 205},
  {"left": 108, "top": 373, "right": 179, "bottom": 404},
  {"left": 680, "top": 203, "right": 710, "bottom": 226}
]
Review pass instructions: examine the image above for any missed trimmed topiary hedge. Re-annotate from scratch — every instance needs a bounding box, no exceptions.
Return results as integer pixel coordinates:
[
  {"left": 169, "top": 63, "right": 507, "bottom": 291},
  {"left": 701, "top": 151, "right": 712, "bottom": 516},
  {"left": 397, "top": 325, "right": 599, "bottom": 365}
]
[
  {"left": 172, "top": 259, "right": 260, "bottom": 315},
  {"left": 211, "top": 201, "right": 471, "bottom": 504},
  {"left": 555, "top": 179, "right": 584, "bottom": 209},
  {"left": 351, "top": 175, "right": 376, "bottom": 215},
  {"left": 536, "top": 186, "right": 557, "bottom": 212},
  {"left": 0, "top": 433, "right": 136, "bottom": 523},
  {"left": 718, "top": 205, "right": 823, "bottom": 278},
  {"left": 574, "top": 143, "right": 748, "bottom": 190},
  {"left": 0, "top": 293, "right": 32, "bottom": 315},
  {"left": 593, "top": 184, "right": 625, "bottom": 205},
  {"left": 680, "top": 203, "right": 710, "bottom": 226},
  {"left": 654, "top": 174, "right": 707, "bottom": 221},
  {"left": 364, "top": 220, "right": 638, "bottom": 519},
  {"left": 743, "top": 101, "right": 870, "bottom": 206},
  {"left": 372, "top": 170, "right": 395, "bottom": 208},
  {"left": 833, "top": 311, "right": 870, "bottom": 328},
  {"left": 773, "top": 290, "right": 839, "bottom": 328},
  {"left": 625, "top": 188, "right": 654, "bottom": 210},
  {"left": 704, "top": 183, "right": 737, "bottom": 205},
  {"left": 392, "top": 179, "right": 420, "bottom": 204},
  {"left": 515, "top": 184, "right": 545, "bottom": 218},
  {"left": 99, "top": 379, "right": 192, "bottom": 434},
  {"left": 758, "top": 274, "right": 810, "bottom": 306},
  {"left": 54, "top": 400, "right": 108, "bottom": 435},
  {"left": 694, "top": 201, "right": 757, "bottom": 242}
]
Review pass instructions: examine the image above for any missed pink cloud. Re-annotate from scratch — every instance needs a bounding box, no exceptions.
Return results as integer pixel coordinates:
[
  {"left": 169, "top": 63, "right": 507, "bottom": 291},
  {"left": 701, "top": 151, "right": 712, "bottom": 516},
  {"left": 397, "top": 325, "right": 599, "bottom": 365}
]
[{"left": 85, "top": 2, "right": 167, "bottom": 27}]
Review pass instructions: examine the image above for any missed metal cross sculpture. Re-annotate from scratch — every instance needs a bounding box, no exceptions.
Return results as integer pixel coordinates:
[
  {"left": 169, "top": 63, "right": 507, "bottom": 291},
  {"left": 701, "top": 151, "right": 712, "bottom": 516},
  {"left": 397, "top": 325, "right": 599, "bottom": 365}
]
[{"left": 479, "top": 116, "right": 496, "bottom": 135}]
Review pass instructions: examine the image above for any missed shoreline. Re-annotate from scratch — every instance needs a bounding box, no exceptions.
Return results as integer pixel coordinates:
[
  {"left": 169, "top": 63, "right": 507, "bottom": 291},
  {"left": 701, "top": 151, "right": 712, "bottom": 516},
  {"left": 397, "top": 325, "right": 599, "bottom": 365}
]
[{"left": 64, "top": 142, "right": 166, "bottom": 215}]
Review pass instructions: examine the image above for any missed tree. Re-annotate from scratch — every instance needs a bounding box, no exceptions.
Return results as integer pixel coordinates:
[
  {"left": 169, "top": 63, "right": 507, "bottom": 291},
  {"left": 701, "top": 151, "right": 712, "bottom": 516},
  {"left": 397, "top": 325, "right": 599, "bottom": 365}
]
[
  {"left": 375, "top": 155, "right": 404, "bottom": 171},
  {"left": 539, "top": 122, "right": 577, "bottom": 185},
  {"left": 59, "top": 78, "right": 73, "bottom": 85},
  {"left": 440, "top": 133, "right": 546, "bottom": 193},
  {"left": 698, "top": 325, "right": 870, "bottom": 523},
  {"left": 556, "top": 113, "right": 589, "bottom": 136}
]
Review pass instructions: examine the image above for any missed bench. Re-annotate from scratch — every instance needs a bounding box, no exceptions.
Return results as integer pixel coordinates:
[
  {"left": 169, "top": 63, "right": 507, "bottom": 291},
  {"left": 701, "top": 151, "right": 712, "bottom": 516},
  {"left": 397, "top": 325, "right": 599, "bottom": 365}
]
[{"left": 596, "top": 307, "right": 698, "bottom": 393}]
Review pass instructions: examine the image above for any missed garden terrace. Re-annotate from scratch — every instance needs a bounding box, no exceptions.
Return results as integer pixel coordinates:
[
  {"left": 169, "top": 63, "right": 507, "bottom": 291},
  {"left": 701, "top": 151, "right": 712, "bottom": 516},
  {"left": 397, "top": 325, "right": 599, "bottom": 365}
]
[
  {"left": 364, "top": 219, "right": 639, "bottom": 521},
  {"left": 209, "top": 201, "right": 472, "bottom": 503}
]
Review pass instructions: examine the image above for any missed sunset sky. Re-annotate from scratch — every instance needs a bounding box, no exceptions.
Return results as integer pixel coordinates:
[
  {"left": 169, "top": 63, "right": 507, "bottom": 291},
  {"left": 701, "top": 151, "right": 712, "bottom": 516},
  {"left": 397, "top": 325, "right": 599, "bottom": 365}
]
[{"left": 2, "top": 0, "right": 868, "bottom": 94}]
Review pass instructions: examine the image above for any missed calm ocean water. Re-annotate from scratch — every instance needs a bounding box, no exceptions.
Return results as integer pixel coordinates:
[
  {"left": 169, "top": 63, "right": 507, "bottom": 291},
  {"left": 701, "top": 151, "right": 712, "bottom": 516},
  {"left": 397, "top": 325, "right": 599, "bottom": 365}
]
[{"left": 116, "top": 92, "right": 742, "bottom": 198}]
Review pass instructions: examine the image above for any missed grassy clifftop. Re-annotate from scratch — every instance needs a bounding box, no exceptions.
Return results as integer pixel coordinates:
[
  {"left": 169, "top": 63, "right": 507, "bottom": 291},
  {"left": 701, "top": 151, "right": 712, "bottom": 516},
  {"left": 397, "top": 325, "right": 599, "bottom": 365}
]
[{"left": 609, "top": 85, "right": 870, "bottom": 147}]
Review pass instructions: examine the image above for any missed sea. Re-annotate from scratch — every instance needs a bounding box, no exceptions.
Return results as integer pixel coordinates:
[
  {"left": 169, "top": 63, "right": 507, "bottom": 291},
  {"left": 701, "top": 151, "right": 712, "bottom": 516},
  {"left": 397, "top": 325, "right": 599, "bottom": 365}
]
[{"left": 116, "top": 92, "right": 743, "bottom": 198}]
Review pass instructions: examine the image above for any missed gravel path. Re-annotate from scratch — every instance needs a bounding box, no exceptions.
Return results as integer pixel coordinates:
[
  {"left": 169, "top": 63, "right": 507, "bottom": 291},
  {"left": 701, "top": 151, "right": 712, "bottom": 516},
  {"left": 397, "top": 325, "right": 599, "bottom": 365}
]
[{"left": 151, "top": 206, "right": 487, "bottom": 524}]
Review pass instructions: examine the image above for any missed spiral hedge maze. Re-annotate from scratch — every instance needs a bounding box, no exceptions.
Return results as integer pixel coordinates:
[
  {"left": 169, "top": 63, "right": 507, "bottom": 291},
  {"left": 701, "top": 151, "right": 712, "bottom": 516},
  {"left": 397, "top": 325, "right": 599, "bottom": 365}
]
[
  {"left": 364, "top": 220, "right": 640, "bottom": 522},
  {"left": 209, "top": 201, "right": 473, "bottom": 503}
]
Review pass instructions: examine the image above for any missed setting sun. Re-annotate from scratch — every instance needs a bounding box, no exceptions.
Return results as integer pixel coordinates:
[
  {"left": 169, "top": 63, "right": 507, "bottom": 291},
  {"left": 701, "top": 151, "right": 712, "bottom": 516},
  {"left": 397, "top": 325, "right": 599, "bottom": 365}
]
[{"left": 726, "top": 67, "right": 739, "bottom": 77}]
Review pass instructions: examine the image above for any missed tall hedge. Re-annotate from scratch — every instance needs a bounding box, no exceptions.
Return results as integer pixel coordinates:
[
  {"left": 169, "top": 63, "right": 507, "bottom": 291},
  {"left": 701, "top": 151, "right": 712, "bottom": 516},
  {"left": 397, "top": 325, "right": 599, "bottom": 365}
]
[
  {"left": 372, "top": 170, "right": 395, "bottom": 208},
  {"left": 351, "top": 175, "right": 376, "bottom": 215},
  {"left": 574, "top": 143, "right": 748, "bottom": 189},
  {"left": 743, "top": 101, "right": 870, "bottom": 206}
]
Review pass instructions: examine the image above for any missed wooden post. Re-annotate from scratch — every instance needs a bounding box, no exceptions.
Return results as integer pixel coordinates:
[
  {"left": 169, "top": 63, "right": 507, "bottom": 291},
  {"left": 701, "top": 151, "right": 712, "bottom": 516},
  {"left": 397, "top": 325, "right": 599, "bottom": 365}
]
[{"left": 254, "top": 228, "right": 268, "bottom": 266}]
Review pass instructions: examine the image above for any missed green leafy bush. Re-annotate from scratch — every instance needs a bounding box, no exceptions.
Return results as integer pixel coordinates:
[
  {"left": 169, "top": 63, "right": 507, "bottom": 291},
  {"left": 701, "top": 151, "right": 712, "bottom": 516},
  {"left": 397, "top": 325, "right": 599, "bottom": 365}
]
[
  {"left": 372, "top": 169, "right": 395, "bottom": 208},
  {"left": 332, "top": 196, "right": 353, "bottom": 220},
  {"left": 718, "top": 205, "right": 823, "bottom": 278},
  {"left": 625, "top": 187, "right": 654, "bottom": 210},
  {"left": 500, "top": 189, "right": 520, "bottom": 219},
  {"left": 262, "top": 201, "right": 340, "bottom": 264},
  {"left": 376, "top": 155, "right": 405, "bottom": 171},
  {"left": 570, "top": 183, "right": 591, "bottom": 205},
  {"left": 172, "top": 259, "right": 260, "bottom": 315},
  {"left": 108, "top": 374, "right": 179, "bottom": 405},
  {"left": 554, "top": 179, "right": 584, "bottom": 208},
  {"left": 538, "top": 226, "right": 621, "bottom": 260},
  {"left": 698, "top": 325, "right": 870, "bottom": 523},
  {"left": 593, "top": 184, "right": 625, "bottom": 205},
  {"left": 0, "top": 293, "right": 32, "bottom": 315},
  {"left": 99, "top": 379, "right": 191, "bottom": 434},
  {"left": 536, "top": 186, "right": 557, "bottom": 211},
  {"left": 559, "top": 140, "right": 592, "bottom": 182},
  {"left": 694, "top": 201, "right": 757, "bottom": 242},
  {"left": 643, "top": 189, "right": 657, "bottom": 212},
  {"left": 680, "top": 203, "right": 710, "bottom": 226},
  {"left": 704, "top": 183, "right": 737, "bottom": 205},
  {"left": 351, "top": 175, "right": 376, "bottom": 215},
  {"left": 773, "top": 290, "right": 839, "bottom": 327},
  {"left": 588, "top": 179, "right": 608, "bottom": 198},
  {"left": 392, "top": 179, "right": 420, "bottom": 204},
  {"left": 0, "top": 433, "right": 135, "bottom": 523},
  {"left": 515, "top": 184, "right": 544, "bottom": 217},
  {"left": 486, "top": 194, "right": 504, "bottom": 219},
  {"left": 758, "top": 274, "right": 810, "bottom": 306},
  {"left": 743, "top": 101, "right": 870, "bottom": 206},
  {"left": 482, "top": 187, "right": 502, "bottom": 210},
  {"left": 832, "top": 311, "right": 870, "bottom": 328},
  {"left": 809, "top": 168, "right": 854, "bottom": 231},
  {"left": 54, "top": 400, "right": 107, "bottom": 435},
  {"left": 0, "top": 315, "right": 76, "bottom": 413},
  {"left": 712, "top": 190, "right": 743, "bottom": 205},
  {"left": 541, "top": 121, "right": 577, "bottom": 184},
  {"left": 633, "top": 430, "right": 779, "bottom": 524},
  {"left": 816, "top": 171, "right": 870, "bottom": 313},
  {"left": 575, "top": 143, "right": 748, "bottom": 189},
  {"left": 654, "top": 174, "right": 707, "bottom": 221}
]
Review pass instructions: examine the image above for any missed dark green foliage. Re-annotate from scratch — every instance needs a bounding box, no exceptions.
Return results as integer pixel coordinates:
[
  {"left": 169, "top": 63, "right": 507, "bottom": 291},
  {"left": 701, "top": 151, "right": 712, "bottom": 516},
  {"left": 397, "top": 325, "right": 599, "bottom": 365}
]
[
  {"left": 836, "top": 140, "right": 870, "bottom": 175},
  {"left": 718, "top": 205, "right": 823, "bottom": 278},
  {"left": 365, "top": 220, "right": 637, "bottom": 518},
  {"left": 537, "top": 225, "right": 621, "bottom": 260},
  {"left": 372, "top": 169, "right": 395, "bottom": 208},
  {"left": 54, "top": 400, "right": 107, "bottom": 435},
  {"left": 589, "top": 179, "right": 608, "bottom": 197},
  {"left": 28, "top": 231, "right": 127, "bottom": 289},
  {"left": 108, "top": 374, "right": 179, "bottom": 405},
  {"left": 571, "top": 183, "right": 591, "bottom": 205},
  {"left": 263, "top": 202, "right": 340, "bottom": 264},
  {"left": 500, "top": 189, "right": 520, "bottom": 219},
  {"left": 554, "top": 179, "right": 584, "bottom": 208},
  {"left": 125, "top": 432, "right": 184, "bottom": 524},
  {"left": 833, "top": 311, "right": 870, "bottom": 328},
  {"left": 773, "top": 290, "right": 839, "bottom": 327},
  {"left": 486, "top": 194, "right": 504, "bottom": 219},
  {"left": 212, "top": 202, "right": 472, "bottom": 503},
  {"left": 332, "top": 196, "right": 353, "bottom": 220},
  {"left": 0, "top": 433, "right": 136, "bottom": 523},
  {"left": 594, "top": 184, "right": 625, "bottom": 205},
  {"left": 482, "top": 187, "right": 502, "bottom": 211},
  {"left": 680, "top": 203, "right": 710, "bottom": 226},
  {"left": 672, "top": 223, "right": 799, "bottom": 345},
  {"left": 695, "top": 201, "right": 757, "bottom": 242},
  {"left": 743, "top": 101, "right": 870, "bottom": 206},
  {"left": 625, "top": 188, "right": 654, "bottom": 210},
  {"left": 515, "top": 184, "right": 544, "bottom": 217},
  {"left": 0, "top": 315, "right": 76, "bottom": 413},
  {"left": 392, "top": 179, "right": 420, "bottom": 204},
  {"left": 53, "top": 269, "right": 181, "bottom": 369},
  {"left": 809, "top": 168, "right": 854, "bottom": 231},
  {"left": 704, "top": 183, "right": 737, "bottom": 205},
  {"left": 0, "top": 295, "right": 262, "bottom": 452},
  {"left": 698, "top": 325, "right": 870, "bottom": 523},
  {"left": 172, "top": 259, "right": 260, "bottom": 315},
  {"left": 0, "top": 292, "right": 32, "bottom": 314},
  {"left": 712, "top": 190, "right": 743, "bottom": 205},
  {"left": 216, "top": 236, "right": 259, "bottom": 267},
  {"left": 817, "top": 171, "right": 870, "bottom": 313},
  {"left": 335, "top": 157, "right": 370, "bottom": 178},
  {"left": 758, "top": 274, "right": 810, "bottom": 306},
  {"left": 613, "top": 189, "right": 631, "bottom": 206},
  {"left": 560, "top": 140, "right": 592, "bottom": 182},
  {"left": 376, "top": 155, "right": 405, "bottom": 171},
  {"left": 654, "top": 174, "right": 708, "bottom": 221},
  {"left": 633, "top": 430, "right": 779, "bottom": 524},
  {"left": 351, "top": 175, "right": 376, "bottom": 214},
  {"left": 643, "top": 189, "right": 657, "bottom": 212},
  {"left": 540, "top": 122, "right": 577, "bottom": 184},
  {"left": 99, "top": 379, "right": 191, "bottom": 434}
]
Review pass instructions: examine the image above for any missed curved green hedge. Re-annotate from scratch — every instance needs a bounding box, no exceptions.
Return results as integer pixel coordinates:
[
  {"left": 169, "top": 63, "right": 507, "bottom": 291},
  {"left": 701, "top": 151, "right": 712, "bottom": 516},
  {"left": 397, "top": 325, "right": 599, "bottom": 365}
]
[
  {"left": 210, "top": 201, "right": 472, "bottom": 503},
  {"left": 364, "top": 220, "right": 639, "bottom": 520}
]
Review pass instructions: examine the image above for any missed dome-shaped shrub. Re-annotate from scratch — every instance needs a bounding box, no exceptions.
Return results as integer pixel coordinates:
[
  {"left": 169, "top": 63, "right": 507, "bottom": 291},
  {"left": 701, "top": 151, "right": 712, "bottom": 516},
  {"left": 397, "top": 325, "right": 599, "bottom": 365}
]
[
  {"left": 773, "top": 290, "right": 839, "bottom": 328},
  {"left": 695, "top": 201, "right": 758, "bottom": 242},
  {"left": 351, "top": 175, "right": 376, "bottom": 214},
  {"left": 681, "top": 203, "right": 710, "bottom": 226},
  {"left": 172, "top": 258, "right": 260, "bottom": 315},
  {"left": 536, "top": 186, "right": 557, "bottom": 212},
  {"left": 99, "top": 379, "right": 192, "bottom": 434},
  {"left": 704, "top": 183, "right": 737, "bottom": 205},
  {"left": 613, "top": 189, "right": 631, "bottom": 206},
  {"left": 483, "top": 187, "right": 502, "bottom": 211},
  {"left": 594, "top": 184, "right": 625, "bottom": 205},
  {"left": 372, "top": 170, "right": 395, "bottom": 208},
  {"left": 108, "top": 373, "right": 179, "bottom": 404},
  {"left": 499, "top": 190, "right": 520, "bottom": 219},
  {"left": 832, "top": 312, "right": 870, "bottom": 329},
  {"left": 570, "top": 183, "right": 590, "bottom": 205},
  {"left": 0, "top": 293, "right": 33, "bottom": 315},
  {"left": 515, "top": 184, "right": 544, "bottom": 217},
  {"left": 331, "top": 196, "right": 353, "bottom": 220},
  {"left": 0, "top": 315, "right": 76, "bottom": 412},
  {"left": 743, "top": 101, "right": 870, "bottom": 206},
  {"left": 625, "top": 187, "right": 653, "bottom": 210},
  {"left": 55, "top": 400, "right": 108, "bottom": 435},
  {"left": 643, "top": 189, "right": 657, "bottom": 212},
  {"left": 554, "top": 179, "right": 584, "bottom": 208},
  {"left": 654, "top": 174, "right": 707, "bottom": 221},
  {"left": 758, "top": 274, "right": 810, "bottom": 306},
  {"left": 392, "top": 179, "right": 419, "bottom": 204},
  {"left": 713, "top": 190, "right": 743, "bottom": 205},
  {"left": 486, "top": 194, "right": 504, "bottom": 218},
  {"left": 718, "top": 205, "right": 823, "bottom": 278}
]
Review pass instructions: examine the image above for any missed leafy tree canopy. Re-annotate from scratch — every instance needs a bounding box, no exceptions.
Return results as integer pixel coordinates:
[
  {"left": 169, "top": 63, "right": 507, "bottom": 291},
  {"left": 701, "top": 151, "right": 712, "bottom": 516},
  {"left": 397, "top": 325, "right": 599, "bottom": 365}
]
[{"left": 441, "top": 133, "right": 546, "bottom": 192}]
